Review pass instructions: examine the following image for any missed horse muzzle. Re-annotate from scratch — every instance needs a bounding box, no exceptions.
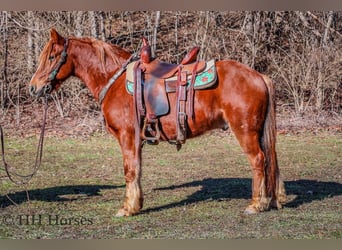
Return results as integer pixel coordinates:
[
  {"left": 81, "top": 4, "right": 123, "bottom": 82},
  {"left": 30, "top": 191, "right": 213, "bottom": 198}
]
[{"left": 29, "top": 83, "right": 53, "bottom": 98}]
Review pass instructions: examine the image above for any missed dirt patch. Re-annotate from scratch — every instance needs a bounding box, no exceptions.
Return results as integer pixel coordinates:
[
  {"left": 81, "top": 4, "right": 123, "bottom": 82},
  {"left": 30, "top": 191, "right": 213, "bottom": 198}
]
[
  {"left": 1, "top": 102, "right": 105, "bottom": 138},
  {"left": 277, "top": 108, "right": 342, "bottom": 134}
]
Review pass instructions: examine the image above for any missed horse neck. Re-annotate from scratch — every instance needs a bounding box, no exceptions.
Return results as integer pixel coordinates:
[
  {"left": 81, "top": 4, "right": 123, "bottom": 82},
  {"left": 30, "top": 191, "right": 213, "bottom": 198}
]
[{"left": 69, "top": 38, "right": 131, "bottom": 100}]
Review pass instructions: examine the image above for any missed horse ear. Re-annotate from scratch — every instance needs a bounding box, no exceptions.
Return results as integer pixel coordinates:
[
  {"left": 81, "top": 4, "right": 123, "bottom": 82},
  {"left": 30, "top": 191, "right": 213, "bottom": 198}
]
[{"left": 50, "top": 28, "right": 64, "bottom": 44}]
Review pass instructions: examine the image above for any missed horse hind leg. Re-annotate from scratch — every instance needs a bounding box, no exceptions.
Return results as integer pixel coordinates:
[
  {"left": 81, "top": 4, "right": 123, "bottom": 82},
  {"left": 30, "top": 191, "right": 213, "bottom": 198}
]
[
  {"left": 230, "top": 128, "right": 272, "bottom": 214},
  {"left": 232, "top": 126, "right": 287, "bottom": 214},
  {"left": 245, "top": 139, "right": 272, "bottom": 214},
  {"left": 272, "top": 176, "right": 287, "bottom": 209}
]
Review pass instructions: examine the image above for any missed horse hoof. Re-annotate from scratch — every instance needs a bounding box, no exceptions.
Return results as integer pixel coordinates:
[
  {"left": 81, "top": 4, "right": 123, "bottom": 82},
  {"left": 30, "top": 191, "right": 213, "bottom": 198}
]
[
  {"left": 244, "top": 206, "right": 259, "bottom": 215},
  {"left": 115, "top": 208, "right": 128, "bottom": 217}
]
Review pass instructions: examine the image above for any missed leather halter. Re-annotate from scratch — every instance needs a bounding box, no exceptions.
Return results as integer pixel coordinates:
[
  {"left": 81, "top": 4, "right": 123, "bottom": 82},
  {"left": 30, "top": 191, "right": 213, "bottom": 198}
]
[
  {"left": 98, "top": 53, "right": 138, "bottom": 105},
  {"left": 48, "top": 38, "right": 69, "bottom": 82}
]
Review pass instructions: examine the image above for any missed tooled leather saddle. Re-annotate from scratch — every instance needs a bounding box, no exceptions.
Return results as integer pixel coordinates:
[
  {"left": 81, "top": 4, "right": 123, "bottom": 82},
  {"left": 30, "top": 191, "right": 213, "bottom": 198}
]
[{"left": 127, "top": 37, "right": 217, "bottom": 147}]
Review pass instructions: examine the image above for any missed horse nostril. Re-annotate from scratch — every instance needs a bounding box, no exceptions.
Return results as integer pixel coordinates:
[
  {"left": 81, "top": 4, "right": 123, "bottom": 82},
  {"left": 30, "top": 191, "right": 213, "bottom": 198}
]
[
  {"left": 43, "top": 84, "right": 52, "bottom": 95},
  {"left": 29, "top": 85, "right": 36, "bottom": 96}
]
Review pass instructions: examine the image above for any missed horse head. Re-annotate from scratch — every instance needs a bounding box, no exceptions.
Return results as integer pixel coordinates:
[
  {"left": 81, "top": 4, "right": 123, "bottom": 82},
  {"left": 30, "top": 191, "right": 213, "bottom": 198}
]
[{"left": 29, "top": 28, "right": 73, "bottom": 98}]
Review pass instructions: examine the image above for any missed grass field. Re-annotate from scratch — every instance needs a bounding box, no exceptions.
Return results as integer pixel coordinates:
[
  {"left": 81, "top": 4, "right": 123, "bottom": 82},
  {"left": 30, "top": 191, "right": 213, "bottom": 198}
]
[{"left": 0, "top": 131, "right": 341, "bottom": 239}]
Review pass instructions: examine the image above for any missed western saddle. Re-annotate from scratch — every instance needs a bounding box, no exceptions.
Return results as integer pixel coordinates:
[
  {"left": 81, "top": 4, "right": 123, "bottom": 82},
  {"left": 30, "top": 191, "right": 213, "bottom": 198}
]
[{"left": 130, "top": 37, "right": 216, "bottom": 148}]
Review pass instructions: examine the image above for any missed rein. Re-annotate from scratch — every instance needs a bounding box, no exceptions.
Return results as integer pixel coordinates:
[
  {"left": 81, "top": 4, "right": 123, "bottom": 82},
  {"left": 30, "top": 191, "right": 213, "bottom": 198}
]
[
  {"left": 0, "top": 96, "right": 49, "bottom": 185},
  {"left": 98, "top": 52, "right": 138, "bottom": 105}
]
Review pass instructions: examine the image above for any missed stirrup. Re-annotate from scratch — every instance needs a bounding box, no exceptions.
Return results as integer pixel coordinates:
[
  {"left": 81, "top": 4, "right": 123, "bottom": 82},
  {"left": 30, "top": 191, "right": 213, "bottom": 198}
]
[{"left": 141, "top": 117, "right": 161, "bottom": 144}]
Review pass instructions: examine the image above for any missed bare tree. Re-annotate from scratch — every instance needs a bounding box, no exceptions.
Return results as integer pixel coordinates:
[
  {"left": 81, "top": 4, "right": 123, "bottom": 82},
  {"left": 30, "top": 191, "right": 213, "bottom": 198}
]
[
  {"left": 152, "top": 11, "right": 160, "bottom": 58},
  {"left": 27, "top": 11, "right": 35, "bottom": 73},
  {"left": 75, "top": 11, "right": 84, "bottom": 37},
  {"left": 1, "top": 11, "right": 341, "bottom": 122},
  {"left": 88, "top": 11, "right": 98, "bottom": 38},
  {"left": 98, "top": 11, "right": 106, "bottom": 41},
  {"left": 1, "top": 11, "right": 9, "bottom": 110},
  {"left": 323, "top": 11, "right": 334, "bottom": 47}
]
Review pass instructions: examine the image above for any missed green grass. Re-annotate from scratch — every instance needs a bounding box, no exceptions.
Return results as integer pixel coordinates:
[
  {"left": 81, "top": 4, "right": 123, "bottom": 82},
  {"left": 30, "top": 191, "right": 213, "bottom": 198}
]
[{"left": 0, "top": 131, "right": 341, "bottom": 239}]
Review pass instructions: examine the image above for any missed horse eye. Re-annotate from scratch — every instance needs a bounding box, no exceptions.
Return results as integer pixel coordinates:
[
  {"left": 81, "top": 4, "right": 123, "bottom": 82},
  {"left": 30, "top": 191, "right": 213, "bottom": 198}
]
[{"left": 49, "top": 55, "right": 55, "bottom": 61}]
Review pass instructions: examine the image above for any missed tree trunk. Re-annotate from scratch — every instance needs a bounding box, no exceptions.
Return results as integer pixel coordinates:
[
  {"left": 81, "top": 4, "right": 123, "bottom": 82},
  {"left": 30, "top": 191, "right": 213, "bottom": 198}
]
[
  {"left": 175, "top": 12, "right": 179, "bottom": 63},
  {"left": 1, "top": 11, "right": 9, "bottom": 110},
  {"left": 75, "top": 11, "right": 84, "bottom": 37},
  {"left": 98, "top": 11, "right": 106, "bottom": 41},
  {"left": 152, "top": 11, "right": 160, "bottom": 58},
  {"left": 323, "top": 11, "right": 334, "bottom": 47},
  {"left": 27, "top": 11, "right": 35, "bottom": 73},
  {"left": 88, "top": 11, "right": 98, "bottom": 38},
  {"left": 316, "top": 11, "right": 334, "bottom": 110}
]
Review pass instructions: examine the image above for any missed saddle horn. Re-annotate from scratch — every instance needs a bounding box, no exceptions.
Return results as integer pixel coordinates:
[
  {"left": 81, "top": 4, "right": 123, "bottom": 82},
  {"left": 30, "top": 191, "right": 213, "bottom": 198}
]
[{"left": 141, "top": 36, "right": 152, "bottom": 64}]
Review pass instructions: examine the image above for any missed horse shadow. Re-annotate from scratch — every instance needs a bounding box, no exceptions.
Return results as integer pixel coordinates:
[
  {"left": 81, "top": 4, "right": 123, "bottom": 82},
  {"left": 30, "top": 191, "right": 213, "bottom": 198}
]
[
  {"left": 1, "top": 178, "right": 341, "bottom": 213},
  {"left": 142, "top": 178, "right": 342, "bottom": 214},
  {"left": 0, "top": 184, "right": 123, "bottom": 208}
]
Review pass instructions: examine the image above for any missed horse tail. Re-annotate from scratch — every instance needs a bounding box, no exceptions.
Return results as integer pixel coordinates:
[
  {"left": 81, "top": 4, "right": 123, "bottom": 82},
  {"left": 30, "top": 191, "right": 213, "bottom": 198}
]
[{"left": 261, "top": 74, "right": 287, "bottom": 208}]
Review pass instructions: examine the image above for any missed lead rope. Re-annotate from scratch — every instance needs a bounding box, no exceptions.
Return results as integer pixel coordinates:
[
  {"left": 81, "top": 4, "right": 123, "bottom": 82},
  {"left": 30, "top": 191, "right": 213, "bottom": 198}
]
[{"left": 0, "top": 96, "right": 48, "bottom": 189}]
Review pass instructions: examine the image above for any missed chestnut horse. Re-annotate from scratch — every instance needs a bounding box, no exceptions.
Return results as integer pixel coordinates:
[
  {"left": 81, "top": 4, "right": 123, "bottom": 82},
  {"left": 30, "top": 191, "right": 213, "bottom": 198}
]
[{"left": 29, "top": 29, "right": 286, "bottom": 216}]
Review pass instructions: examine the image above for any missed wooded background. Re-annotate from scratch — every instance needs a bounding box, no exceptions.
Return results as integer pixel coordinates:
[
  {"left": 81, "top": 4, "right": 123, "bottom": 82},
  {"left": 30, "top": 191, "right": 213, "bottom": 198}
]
[{"left": 0, "top": 11, "right": 341, "bottom": 128}]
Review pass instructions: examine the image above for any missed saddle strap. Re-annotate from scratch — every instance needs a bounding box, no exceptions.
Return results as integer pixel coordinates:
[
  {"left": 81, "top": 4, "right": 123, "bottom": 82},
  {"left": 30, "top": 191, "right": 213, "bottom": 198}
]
[
  {"left": 99, "top": 53, "right": 137, "bottom": 105},
  {"left": 188, "top": 61, "right": 199, "bottom": 120},
  {"left": 132, "top": 62, "right": 143, "bottom": 164},
  {"left": 176, "top": 69, "right": 188, "bottom": 144},
  {"left": 133, "top": 60, "right": 144, "bottom": 148}
]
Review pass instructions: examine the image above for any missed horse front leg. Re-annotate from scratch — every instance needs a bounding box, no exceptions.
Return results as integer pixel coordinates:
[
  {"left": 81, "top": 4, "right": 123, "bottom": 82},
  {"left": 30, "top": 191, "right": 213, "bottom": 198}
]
[{"left": 116, "top": 133, "right": 143, "bottom": 217}]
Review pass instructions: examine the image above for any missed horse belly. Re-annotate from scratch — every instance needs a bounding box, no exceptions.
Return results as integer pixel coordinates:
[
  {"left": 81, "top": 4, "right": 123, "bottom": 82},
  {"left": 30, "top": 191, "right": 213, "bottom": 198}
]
[{"left": 158, "top": 90, "right": 225, "bottom": 141}]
